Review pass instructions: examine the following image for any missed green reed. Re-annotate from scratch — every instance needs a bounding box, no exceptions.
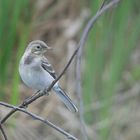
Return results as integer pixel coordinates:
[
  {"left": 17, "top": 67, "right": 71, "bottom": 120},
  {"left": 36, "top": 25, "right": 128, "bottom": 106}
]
[
  {"left": 0, "top": 0, "right": 33, "bottom": 104},
  {"left": 83, "top": 0, "right": 140, "bottom": 139}
]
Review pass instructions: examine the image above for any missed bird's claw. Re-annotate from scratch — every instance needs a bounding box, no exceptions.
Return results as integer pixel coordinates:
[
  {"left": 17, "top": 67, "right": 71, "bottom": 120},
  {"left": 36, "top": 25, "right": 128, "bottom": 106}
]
[{"left": 43, "top": 90, "right": 49, "bottom": 96}]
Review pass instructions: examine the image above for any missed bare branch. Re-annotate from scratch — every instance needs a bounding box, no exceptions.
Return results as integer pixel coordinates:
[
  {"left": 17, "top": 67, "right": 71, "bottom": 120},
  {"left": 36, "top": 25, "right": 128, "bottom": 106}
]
[
  {"left": 0, "top": 101, "right": 78, "bottom": 140},
  {"left": 0, "top": 124, "right": 7, "bottom": 140},
  {"left": 76, "top": 0, "right": 120, "bottom": 139}
]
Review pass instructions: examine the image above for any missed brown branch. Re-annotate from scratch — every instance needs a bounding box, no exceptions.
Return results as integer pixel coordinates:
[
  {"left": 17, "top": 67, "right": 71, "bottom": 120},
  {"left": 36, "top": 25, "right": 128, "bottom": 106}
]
[
  {"left": 0, "top": 0, "right": 120, "bottom": 139},
  {"left": 0, "top": 101, "right": 77, "bottom": 140},
  {"left": 0, "top": 124, "right": 7, "bottom": 140}
]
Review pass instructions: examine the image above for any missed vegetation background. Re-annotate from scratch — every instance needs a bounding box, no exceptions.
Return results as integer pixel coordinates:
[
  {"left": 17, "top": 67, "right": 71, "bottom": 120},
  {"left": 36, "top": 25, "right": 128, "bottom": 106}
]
[{"left": 0, "top": 0, "right": 140, "bottom": 140}]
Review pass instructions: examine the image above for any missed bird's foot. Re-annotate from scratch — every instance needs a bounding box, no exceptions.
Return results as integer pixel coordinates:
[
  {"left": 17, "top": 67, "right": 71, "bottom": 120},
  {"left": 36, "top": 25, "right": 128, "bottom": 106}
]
[{"left": 42, "top": 90, "right": 49, "bottom": 96}]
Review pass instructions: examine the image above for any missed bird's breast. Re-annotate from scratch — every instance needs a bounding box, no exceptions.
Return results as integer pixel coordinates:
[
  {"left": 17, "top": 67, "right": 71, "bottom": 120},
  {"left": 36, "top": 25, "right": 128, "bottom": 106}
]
[
  {"left": 19, "top": 63, "right": 55, "bottom": 90},
  {"left": 24, "top": 55, "right": 35, "bottom": 65}
]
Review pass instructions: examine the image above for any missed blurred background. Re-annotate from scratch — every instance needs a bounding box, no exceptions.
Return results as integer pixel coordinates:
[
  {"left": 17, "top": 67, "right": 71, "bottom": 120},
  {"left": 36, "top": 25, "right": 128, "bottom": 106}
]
[{"left": 0, "top": 0, "right": 140, "bottom": 140}]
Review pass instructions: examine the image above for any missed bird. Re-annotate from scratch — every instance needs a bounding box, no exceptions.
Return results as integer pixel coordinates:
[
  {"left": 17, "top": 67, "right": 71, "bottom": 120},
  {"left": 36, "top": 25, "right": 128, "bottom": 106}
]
[{"left": 19, "top": 40, "right": 78, "bottom": 112}]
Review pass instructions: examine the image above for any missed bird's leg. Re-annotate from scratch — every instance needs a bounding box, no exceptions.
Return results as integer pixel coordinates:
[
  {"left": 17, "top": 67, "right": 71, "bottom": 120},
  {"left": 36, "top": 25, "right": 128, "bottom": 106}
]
[
  {"left": 22, "top": 90, "right": 49, "bottom": 108},
  {"left": 42, "top": 89, "right": 49, "bottom": 96}
]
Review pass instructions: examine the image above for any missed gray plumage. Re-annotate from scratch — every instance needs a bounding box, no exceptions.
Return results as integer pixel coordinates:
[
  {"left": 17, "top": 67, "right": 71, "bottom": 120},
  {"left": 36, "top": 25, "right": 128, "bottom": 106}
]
[
  {"left": 19, "top": 40, "right": 78, "bottom": 112},
  {"left": 41, "top": 57, "right": 57, "bottom": 79}
]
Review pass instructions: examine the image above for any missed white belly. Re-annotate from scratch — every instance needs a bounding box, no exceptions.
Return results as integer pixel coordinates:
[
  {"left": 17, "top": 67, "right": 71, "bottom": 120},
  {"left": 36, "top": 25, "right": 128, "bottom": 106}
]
[{"left": 19, "top": 64, "right": 55, "bottom": 90}]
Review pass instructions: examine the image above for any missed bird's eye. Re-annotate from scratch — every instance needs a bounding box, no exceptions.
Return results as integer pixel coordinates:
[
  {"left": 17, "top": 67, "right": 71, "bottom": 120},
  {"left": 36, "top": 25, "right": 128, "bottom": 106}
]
[{"left": 36, "top": 45, "right": 41, "bottom": 49}]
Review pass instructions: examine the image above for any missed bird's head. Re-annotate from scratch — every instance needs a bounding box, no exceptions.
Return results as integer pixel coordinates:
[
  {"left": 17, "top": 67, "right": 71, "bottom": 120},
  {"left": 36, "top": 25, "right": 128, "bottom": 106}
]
[{"left": 26, "top": 40, "right": 52, "bottom": 55}]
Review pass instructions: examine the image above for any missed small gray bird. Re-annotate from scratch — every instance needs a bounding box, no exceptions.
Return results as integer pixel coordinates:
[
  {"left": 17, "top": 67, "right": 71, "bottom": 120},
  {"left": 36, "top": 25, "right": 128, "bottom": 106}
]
[{"left": 19, "top": 40, "right": 78, "bottom": 112}]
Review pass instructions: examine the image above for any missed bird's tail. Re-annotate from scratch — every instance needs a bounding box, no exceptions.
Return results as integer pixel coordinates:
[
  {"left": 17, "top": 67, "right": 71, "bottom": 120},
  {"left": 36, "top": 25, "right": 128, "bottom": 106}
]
[{"left": 53, "top": 86, "right": 78, "bottom": 112}]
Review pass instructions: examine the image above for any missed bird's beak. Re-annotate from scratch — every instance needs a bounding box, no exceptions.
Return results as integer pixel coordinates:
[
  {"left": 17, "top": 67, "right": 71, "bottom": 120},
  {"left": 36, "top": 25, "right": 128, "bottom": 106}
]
[
  {"left": 43, "top": 46, "right": 53, "bottom": 54},
  {"left": 46, "top": 45, "right": 53, "bottom": 50}
]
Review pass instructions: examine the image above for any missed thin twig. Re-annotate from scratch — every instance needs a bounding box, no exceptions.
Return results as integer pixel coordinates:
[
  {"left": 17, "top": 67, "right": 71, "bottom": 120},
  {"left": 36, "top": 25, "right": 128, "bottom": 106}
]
[
  {"left": 0, "top": 101, "right": 78, "bottom": 140},
  {"left": 76, "top": 0, "right": 118, "bottom": 140},
  {"left": 0, "top": 0, "right": 120, "bottom": 139},
  {"left": 0, "top": 124, "right": 7, "bottom": 140},
  {"left": 99, "top": 0, "right": 108, "bottom": 10}
]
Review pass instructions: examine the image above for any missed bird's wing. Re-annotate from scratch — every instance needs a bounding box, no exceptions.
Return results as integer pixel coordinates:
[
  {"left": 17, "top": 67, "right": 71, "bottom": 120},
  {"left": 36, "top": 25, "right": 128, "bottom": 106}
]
[{"left": 41, "top": 57, "right": 57, "bottom": 79}]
